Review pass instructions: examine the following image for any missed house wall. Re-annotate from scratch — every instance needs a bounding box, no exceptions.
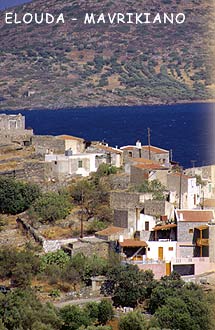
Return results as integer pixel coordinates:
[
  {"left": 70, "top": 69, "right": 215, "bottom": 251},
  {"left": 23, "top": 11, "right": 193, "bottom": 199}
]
[
  {"left": 146, "top": 241, "right": 177, "bottom": 261},
  {"left": 86, "top": 146, "right": 122, "bottom": 168},
  {"left": 46, "top": 153, "right": 106, "bottom": 178},
  {"left": 177, "top": 221, "right": 210, "bottom": 258},
  {"left": 167, "top": 174, "right": 199, "bottom": 209},
  {"left": 137, "top": 263, "right": 166, "bottom": 279},
  {"left": 130, "top": 166, "right": 148, "bottom": 184},
  {"left": 62, "top": 139, "right": 85, "bottom": 154},
  {"left": 138, "top": 214, "right": 156, "bottom": 232},
  {"left": 144, "top": 200, "right": 174, "bottom": 219},
  {"left": 141, "top": 150, "right": 170, "bottom": 164}
]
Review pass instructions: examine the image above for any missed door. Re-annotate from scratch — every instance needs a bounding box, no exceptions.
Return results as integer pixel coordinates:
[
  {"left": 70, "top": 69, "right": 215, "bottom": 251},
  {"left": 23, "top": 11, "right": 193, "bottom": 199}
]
[
  {"left": 166, "top": 262, "right": 171, "bottom": 276},
  {"left": 158, "top": 247, "right": 164, "bottom": 260}
]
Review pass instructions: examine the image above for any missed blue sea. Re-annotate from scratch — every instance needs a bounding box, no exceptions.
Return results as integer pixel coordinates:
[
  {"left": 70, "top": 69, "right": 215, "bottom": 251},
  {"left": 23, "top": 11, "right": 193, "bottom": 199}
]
[{"left": 1, "top": 102, "right": 215, "bottom": 168}]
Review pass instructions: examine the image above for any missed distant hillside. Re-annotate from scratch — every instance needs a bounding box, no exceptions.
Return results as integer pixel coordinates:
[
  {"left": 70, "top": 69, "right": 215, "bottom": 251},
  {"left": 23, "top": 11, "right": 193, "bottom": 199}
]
[{"left": 0, "top": 0, "right": 214, "bottom": 110}]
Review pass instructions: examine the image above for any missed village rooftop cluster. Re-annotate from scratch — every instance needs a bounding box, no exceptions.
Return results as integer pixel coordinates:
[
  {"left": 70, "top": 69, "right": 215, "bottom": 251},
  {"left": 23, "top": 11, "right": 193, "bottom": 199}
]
[{"left": 1, "top": 113, "right": 215, "bottom": 279}]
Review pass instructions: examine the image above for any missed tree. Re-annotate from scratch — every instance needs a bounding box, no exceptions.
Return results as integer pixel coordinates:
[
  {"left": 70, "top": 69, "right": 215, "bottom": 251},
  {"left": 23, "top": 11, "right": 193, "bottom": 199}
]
[
  {"left": 69, "top": 178, "right": 110, "bottom": 221},
  {"left": 0, "top": 248, "right": 40, "bottom": 288},
  {"left": 154, "top": 297, "right": 196, "bottom": 330},
  {"left": 60, "top": 305, "right": 92, "bottom": 330},
  {"left": 97, "top": 300, "right": 114, "bottom": 325},
  {"left": 119, "top": 311, "right": 147, "bottom": 330},
  {"left": 101, "top": 265, "right": 153, "bottom": 308},
  {"left": 0, "top": 177, "right": 40, "bottom": 215},
  {"left": 40, "top": 250, "right": 70, "bottom": 271},
  {"left": 0, "top": 289, "right": 61, "bottom": 330},
  {"left": 132, "top": 179, "right": 166, "bottom": 200},
  {"left": 30, "top": 191, "right": 71, "bottom": 223}
]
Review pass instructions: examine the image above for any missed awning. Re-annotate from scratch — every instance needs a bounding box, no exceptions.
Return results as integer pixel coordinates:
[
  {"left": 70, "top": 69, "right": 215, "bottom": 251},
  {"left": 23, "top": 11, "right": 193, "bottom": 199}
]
[
  {"left": 119, "top": 239, "right": 147, "bottom": 247},
  {"left": 153, "top": 224, "right": 177, "bottom": 231}
]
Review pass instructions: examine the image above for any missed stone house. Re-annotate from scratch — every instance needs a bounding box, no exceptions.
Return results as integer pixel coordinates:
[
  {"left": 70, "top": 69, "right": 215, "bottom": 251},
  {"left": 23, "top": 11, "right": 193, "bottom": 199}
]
[
  {"left": 0, "top": 113, "right": 33, "bottom": 145},
  {"left": 56, "top": 135, "right": 87, "bottom": 154},
  {"left": 32, "top": 134, "right": 87, "bottom": 155},
  {"left": 175, "top": 209, "right": 215, "bottom": 258},
  {"left": 130, "top": 162, "right": 169, "bottom": 186},
  {"left": 110, "top": 191, "right": 153, "bottom": 232},
  {"left": 120, "top": 140, "right": 170, "bottom": 165},
  {"left": 167, "top": 172, "right": 200, "bottom": 209}
]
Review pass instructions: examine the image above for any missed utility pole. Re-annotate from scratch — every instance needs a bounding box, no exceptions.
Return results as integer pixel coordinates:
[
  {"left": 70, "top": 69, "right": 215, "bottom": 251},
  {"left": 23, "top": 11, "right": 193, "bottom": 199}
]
[
  {"left": 170, "top": 149, "right": 173, "bottom": 162},
  {"left": 80, "top": 190, "right": 84, "bottom": 238},
  {"left": 191, "top": 160, "right": 196, "bottom": 168},
  {"left": 147, "top": 128, "right": 151, "bottom": 160},
  {"left": 179, "top": 166, "right": 183, "bottom": 209}
]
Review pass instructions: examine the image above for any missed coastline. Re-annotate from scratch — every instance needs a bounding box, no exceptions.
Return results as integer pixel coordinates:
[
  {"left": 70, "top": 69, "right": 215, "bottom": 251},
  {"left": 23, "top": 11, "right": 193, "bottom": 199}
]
[{"left": 0, "top": 99, "right": 215, "bottom": 112}]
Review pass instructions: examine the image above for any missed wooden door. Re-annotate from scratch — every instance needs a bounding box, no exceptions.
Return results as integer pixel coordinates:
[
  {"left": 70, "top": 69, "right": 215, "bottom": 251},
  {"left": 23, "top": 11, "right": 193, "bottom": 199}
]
[
  {"left": 158, "top": 247, "right": 164, "bottom": 260},
  {"left": 166, "top": 262, "right": 171, "bottom": 276}
]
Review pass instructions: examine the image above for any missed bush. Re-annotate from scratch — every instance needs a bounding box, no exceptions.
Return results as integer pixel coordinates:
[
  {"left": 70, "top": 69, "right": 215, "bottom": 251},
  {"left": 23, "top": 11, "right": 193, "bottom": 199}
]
[{"left": 0, "top": 177, "right": 40, "bottom": 215}]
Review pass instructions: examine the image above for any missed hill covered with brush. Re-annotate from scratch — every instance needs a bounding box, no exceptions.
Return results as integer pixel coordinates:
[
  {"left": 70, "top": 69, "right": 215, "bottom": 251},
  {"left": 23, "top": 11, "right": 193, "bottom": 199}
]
[{"left": 0, "top": 0, "right": 214, "bottom": 110}]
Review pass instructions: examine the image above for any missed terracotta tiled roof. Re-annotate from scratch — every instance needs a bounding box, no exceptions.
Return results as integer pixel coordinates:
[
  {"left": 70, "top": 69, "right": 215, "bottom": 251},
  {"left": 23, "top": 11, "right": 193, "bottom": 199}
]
[
  {"left": 142, "top": 145, "right": 169, "bottom": 154},
  {"left": 56, "top": 135, "right": 84, "bottom": 142},
  {"left": 120, "top": 146, "right": 138, "bottom": 151},
  {"left": 153, "top": 224, "right": 177, "bottom": 231},
  {"left": 168, "top": 172, "right": 192, "bottom": 179},
  {"left": 133, "top": 163, "right": 165, "bottom": 170},
  {"left": 176, "top": 210, "right": 214, "bottom": 222},
  {"left": 132, "top": 158, "right": 156, "bottom": 164},
  {"left": 119, "top": 239, "right": 147, "bottom": 247},
  {"left": 95, "top": 145, "right": 122, "bottom": 154},
  {"left": 96, "top": 226, "right": 125, "bottom": 236}
]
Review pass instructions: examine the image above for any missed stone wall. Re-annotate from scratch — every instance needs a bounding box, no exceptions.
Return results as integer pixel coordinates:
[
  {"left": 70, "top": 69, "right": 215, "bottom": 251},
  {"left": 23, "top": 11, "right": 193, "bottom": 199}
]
[
  {"left": 0, "top": 161, "right": 50, "bottom": 184},
  {"left": 107, "top": 173, "right": 130, "bottom": 190},
  {"left": 32, "top": 135, "right": 65, "bottom": 155},
  {"left": 144, "top": 200, "right": 174, "bottom": 219},
  {"left": 177, "top": 221, "right": 209, "bottom": 258},
  {"left": 130, "top": 166, "right": 148, "bottom": 185}
]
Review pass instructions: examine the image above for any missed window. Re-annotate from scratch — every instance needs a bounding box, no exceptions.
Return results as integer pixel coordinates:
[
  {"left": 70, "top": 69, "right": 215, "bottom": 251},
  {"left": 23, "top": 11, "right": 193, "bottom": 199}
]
[
  {"left": 189, "top": 229, "right": 193, "bottom": 234},
  {"left": 78, "top": 160, "right": 83, "bottom": 168},
  {"left": 145, "top": 221, "right": 149, "bottom": 231},
  {"left": 128, "top": 152, "right": 132, "bottom": 157},
  {"left": 54, "top": 161, "right": 57, "bottom": 165},
  {"left": 168, "top": 247, "right": 173, "bottom": 251},
  {"left": 148, "top": 247, "right": 150, "bottom": 251}
]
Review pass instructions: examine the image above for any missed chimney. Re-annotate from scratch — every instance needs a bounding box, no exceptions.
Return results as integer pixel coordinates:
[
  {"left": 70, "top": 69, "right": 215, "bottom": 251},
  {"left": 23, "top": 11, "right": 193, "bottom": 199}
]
[
  {"left": 179, "top": 213, "right": 183, "bottom": 221},
  {"left": 136, "top": 140, "right": 142, "bottom": 149},
  {"left": 119, "top": 235, "right": 124, "bottom": 243}
]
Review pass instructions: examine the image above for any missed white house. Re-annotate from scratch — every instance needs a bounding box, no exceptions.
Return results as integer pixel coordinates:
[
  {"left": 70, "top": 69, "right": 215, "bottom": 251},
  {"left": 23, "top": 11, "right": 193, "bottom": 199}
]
[{"left": 45, "top": 152, "right": 106, "bottom": 178}]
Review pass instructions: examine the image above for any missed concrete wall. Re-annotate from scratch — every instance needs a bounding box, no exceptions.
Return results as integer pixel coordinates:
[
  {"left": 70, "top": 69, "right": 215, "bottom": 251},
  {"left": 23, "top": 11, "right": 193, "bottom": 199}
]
[{"left": 137, "top": 263, "right": 166, "bottom": 279}]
